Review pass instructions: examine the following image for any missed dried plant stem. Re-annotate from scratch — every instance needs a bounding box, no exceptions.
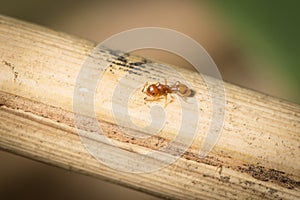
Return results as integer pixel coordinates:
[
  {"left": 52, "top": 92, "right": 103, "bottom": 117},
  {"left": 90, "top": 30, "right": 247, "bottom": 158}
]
[{"left": 0, "top": 15, "right": 299, "bottom": 199}]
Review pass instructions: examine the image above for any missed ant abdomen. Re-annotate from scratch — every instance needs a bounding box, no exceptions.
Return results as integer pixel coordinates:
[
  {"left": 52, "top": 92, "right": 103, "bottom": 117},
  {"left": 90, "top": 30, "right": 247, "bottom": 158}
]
[{"left": 170, "top": 81, "right": 193, "bottom": 97}]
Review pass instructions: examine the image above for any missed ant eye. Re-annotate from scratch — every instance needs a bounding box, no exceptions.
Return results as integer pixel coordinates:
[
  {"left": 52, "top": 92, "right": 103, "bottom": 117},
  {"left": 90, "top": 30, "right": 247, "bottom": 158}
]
[{"left": 152, "top": 92, "right": 155, "bottom": 95}]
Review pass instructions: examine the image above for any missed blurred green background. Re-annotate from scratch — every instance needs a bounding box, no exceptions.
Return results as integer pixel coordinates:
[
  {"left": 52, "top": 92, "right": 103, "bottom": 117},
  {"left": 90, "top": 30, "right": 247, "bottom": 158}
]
[
  {"left": 211, "top": 0, "right": 300, "bottom": 103},
  {"left": 0, "top": 0, "right": 299, "bottom": 200}
]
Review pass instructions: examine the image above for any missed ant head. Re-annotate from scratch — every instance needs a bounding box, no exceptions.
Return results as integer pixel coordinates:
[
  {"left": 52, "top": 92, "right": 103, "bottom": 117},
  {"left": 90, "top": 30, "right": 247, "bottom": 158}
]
[
  {"left": 142, "top": 83, "right": 158, "bottom": 97},
  {"left": 147, "top": 84, "right": 158, "bottom": 96}
]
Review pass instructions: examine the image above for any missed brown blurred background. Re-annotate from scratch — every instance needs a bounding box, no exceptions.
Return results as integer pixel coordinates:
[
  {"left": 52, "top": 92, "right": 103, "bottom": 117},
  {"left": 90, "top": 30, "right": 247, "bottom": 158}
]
[{"left": 1, "top": 0, "right": 299, "bottom": 199}]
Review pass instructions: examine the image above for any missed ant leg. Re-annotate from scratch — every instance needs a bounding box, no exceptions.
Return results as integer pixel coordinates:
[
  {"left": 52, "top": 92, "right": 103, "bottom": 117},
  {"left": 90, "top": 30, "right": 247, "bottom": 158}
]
[
  {"left": 142, "top": 82, "right": 148, "bottom": 92},
  {"left": 163, "top": 95, "right": 167, "bottom": 108},
  {"left": 164, "top": 95, "right": 169, "bottom": 108},
  {"left": 144, "top": 96, "right": 167, "bottom": 107},
  {"left": 181, "top": 96, "right": 188, "bottom": 103},
  {"left": 144, "top": 96, "right": 160, "bottom": 102},
  {"left": 169, "top": 94, "right": 175, "bottom": 101},
  {"left": 164, "top": 95, "right": 175, "bottom": 108}
]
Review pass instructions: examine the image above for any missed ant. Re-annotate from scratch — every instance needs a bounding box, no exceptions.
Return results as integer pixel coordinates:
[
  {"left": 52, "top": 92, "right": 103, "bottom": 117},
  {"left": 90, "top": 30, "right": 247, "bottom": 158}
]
[{"left": 142, "top": 79, "right": 193, "bottom": 107}]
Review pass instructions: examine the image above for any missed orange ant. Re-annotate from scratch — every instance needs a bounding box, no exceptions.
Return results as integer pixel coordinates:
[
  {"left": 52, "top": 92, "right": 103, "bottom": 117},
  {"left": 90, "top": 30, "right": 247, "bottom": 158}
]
[{"left": 142, "top": 79, "right": 193, "bottom": 107}]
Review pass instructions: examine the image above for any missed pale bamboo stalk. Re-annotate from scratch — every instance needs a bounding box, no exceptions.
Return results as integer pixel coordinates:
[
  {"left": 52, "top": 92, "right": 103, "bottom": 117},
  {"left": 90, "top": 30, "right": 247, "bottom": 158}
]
[{"left": 0, "top": 15, "right": 299, "bottom": 200}]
